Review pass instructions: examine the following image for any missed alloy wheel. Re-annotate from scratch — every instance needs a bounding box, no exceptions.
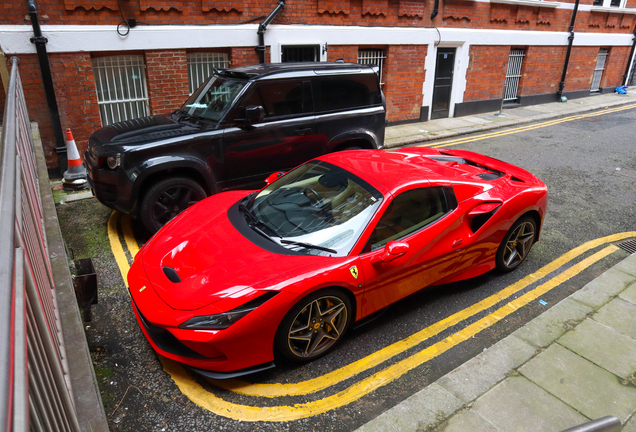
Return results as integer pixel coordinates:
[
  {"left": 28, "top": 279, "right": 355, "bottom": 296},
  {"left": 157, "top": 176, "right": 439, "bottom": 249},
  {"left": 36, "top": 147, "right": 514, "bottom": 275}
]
[
  {"left": 287, "top": 296, "right": 348, "bottom": 358},
  {"left": 503, "top": 221, "right": 535, "bottom": 268}
]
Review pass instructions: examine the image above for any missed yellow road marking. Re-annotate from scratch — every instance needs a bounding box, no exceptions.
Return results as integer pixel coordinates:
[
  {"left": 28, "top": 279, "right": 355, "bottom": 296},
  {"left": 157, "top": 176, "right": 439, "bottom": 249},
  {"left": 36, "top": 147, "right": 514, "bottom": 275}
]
[
  {"left": 121, "top": 215, "right": 140, "bottom": 259},
  {"left": 107, "top": 211, "right": 130, "bottom": 288},
  {"left": 109, "top": 211, "right": 636, "bottom": 418},
  {"left": 157, "top": 245, "right": 618, "bottom": 422},
  {"left": 423, "top": 103, "right": 636, "bottom": 149}
]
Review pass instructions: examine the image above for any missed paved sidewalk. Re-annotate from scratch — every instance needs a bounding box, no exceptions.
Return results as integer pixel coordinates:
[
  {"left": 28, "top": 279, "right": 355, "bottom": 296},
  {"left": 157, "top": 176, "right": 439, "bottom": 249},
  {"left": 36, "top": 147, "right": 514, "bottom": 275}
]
[
  {"left": 356, "top": 252, "right": 636, "bottom": 432},
  {"left": 385, "top": 91, "right": 636, "bottom": 149}
]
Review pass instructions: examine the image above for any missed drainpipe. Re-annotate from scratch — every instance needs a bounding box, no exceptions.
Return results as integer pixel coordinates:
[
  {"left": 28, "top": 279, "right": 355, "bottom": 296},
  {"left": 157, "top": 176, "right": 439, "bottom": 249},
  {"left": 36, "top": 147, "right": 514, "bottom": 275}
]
[
  {"left": 430, "top": 0, "right": 440, "bottom": 20},
  {"left": 26, "top": 0, "right": 67, "bottom": 172},
  {"left": 256, "top": 0, "right": 286, "bottom": 64},
  {"left": 557, "top": 0, "right": 580, "bottom": 100},
  {"left": 622, "top": 27, "right": 636, "bottom": 85}
]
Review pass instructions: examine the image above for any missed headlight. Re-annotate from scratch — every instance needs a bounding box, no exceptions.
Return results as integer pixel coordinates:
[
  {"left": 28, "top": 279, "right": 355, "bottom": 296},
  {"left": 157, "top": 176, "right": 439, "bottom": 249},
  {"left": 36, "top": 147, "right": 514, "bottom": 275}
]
[
  {"left": 106, "top": 153, "right": 121, "bottom": 169},
  {"left": 178, "top": 291, "right": 278, "bottom": 330}
]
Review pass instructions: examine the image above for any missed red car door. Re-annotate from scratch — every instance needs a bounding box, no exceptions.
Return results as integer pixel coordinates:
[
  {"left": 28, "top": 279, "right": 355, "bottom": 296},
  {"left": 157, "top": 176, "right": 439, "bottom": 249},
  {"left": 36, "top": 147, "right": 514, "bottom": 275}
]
[{"left": 358, "top": 187, "right": 469, "bottom": 317}]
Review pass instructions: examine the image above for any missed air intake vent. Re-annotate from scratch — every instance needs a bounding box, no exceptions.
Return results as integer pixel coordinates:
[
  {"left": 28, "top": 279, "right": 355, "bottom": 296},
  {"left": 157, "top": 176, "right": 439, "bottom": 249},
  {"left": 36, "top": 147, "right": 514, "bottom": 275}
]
[
  {"left": 478, "top": 172, "right": 504, "bottom": 180},
  {"left": 618, "top": 239, "right": 636, "bottom": 254},
  {"left": 163, "top": 266, "right": 182, "bottom": 283},
  {"left": 510, "top": 176, "right": 525, "bottom": 183}
]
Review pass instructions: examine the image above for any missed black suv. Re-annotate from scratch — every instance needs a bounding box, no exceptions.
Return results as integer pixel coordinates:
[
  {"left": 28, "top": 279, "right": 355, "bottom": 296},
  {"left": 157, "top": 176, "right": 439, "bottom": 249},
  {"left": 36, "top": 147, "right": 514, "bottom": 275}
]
[{"left": 85, "top": 62, "right": 386, "bottom": 232}]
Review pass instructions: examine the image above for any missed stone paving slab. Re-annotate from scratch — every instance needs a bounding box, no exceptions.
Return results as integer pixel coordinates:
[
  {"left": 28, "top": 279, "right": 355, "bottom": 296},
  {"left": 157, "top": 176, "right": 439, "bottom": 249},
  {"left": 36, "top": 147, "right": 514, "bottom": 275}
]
[
  {"left": 471, "top": 376, "right": 589, "bottom": 432},
  {"left": 613, "top": 253, "right": 636, "bottom": 276},
  {"left": 558, "top": 318, "right": 636, "bottom": 379},
  {"left": 439, "top": 409, "right": 496, "bottom": 432},
  {"left": 435, "top": 335, "right": 537, "bottom": 404},
  {"left": 569, "top": 269, "right": 636, "bottom": 309},
  {"left": 519, "top": 344, "right": 636, "bottom": 422},
  {"left": 619, "top": 281, "right": 636, "bottom": 305},
  {"left": 593, "top": 297, "right": 636, "bottom": 340},
  {"left": 512, "top": 297, "right": 592, "bottom": 348},
  {"left": 354, "top": 383, "right": 463, "bottom": 432},
  {"left": 624, "top": 416, "right": 636, "bottom": 432}
]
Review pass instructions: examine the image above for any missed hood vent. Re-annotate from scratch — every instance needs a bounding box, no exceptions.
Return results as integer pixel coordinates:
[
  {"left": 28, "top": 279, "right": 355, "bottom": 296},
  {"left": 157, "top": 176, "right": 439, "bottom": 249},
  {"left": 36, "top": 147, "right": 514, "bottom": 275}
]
[{"left": 163, "top": 266, "right": 182, "bottom": 283}]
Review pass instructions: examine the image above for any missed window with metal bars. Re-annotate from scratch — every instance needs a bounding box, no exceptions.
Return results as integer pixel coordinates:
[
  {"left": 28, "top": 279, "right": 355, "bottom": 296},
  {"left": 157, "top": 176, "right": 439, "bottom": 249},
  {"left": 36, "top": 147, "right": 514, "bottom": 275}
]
[
  {"left": 503, "top": 49, "right": 525, "bottom": 102},
  {"left": 591, "top": 48, "right": 609, "bottom": 92},
  {"left": 92, "top": 55, "right": 149, "bottom": 126},
  {"left": 186, "top": 52, "right": 230, "bottom": 95},
  {"left": 593, "top": 0, "right": 622, "bottom": 7},
  {"left": 281, "top": 45, "right": 320, "bottom": 62},
  {"left": 358, "top": 49, "right": 385, "bottom": 85}
]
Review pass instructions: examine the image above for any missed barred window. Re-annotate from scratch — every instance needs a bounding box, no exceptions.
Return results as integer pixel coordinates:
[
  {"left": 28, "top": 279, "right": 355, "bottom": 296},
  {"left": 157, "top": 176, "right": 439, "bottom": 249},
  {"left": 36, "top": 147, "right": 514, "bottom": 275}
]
[
  {"left": 187, "top": 52, "right": 230, "bottom": 94},
  {"left": 92, "top": 55, "right": 149, "bottom": 126},
  {"left": 358, "top": 49, "right": 385, "bottom": 85}
]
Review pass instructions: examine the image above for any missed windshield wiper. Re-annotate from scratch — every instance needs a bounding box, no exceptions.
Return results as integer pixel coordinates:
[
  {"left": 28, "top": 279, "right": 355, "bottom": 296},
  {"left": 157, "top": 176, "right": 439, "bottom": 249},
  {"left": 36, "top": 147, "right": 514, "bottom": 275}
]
[
  {"left": 280, "top": 240, "right": 337, "bottom": 255},
  {"left": 238, "top": 204, "right": 280, "bottom": 238}
]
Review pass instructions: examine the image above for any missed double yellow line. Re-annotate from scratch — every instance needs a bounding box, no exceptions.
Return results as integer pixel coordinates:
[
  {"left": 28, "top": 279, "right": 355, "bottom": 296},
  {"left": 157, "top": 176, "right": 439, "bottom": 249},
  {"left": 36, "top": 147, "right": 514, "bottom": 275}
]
[
  {"left": 421, "top": 103, "right": 636, "bottom": 149},
  {"left": 107, "top": 211, "right": 632, "bottom": 422}
]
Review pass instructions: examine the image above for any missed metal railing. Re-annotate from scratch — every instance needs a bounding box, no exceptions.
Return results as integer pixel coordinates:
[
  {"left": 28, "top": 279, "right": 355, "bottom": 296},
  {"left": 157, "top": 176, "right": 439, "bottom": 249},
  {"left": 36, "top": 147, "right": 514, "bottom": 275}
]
[{"left": 1, "top": 57, "right": 81, "bottom": 432}]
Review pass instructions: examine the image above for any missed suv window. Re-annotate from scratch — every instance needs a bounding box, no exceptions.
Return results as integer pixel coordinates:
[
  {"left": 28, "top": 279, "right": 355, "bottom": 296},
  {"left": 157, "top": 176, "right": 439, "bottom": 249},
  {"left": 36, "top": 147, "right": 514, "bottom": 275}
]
[
  {"left": 312, "top": 74, "right": 381, "bottom": 113},
  {"left": 365, "top": 187, "right": 450, "bottom": 251},
  {"left": 181, "top": 75, "right": 247, "bottom": 121},
  {"left": 238, "top": 80, "right": 311, "bottom": 119}
]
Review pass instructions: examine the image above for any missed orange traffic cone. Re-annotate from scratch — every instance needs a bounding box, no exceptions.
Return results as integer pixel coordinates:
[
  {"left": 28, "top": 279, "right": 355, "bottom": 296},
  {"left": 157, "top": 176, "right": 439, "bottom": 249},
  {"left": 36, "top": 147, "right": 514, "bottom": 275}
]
[{"left": 62, "top": 128, "right": 88, "bottom": 191}]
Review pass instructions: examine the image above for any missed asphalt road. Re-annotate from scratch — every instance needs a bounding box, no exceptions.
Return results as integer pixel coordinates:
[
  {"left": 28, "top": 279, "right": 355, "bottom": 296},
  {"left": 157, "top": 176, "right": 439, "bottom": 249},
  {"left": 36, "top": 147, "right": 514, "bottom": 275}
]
[{"left": 57, "top": 106, "right": 636, "bottom": 432}]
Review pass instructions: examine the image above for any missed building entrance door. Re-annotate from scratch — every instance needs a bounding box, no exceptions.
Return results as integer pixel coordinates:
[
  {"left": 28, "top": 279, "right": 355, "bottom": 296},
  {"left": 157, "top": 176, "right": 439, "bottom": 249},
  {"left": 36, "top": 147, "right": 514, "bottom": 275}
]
[{"left": 431, "top": 48, "right": 456, "bottom": 119}]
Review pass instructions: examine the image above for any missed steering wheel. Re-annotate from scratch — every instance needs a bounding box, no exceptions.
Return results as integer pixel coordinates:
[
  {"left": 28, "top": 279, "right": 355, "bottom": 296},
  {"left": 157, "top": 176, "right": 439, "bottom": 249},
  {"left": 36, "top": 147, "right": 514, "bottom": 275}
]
[{"left": 303, "top": 187, "right": 324, "bottom": 207}]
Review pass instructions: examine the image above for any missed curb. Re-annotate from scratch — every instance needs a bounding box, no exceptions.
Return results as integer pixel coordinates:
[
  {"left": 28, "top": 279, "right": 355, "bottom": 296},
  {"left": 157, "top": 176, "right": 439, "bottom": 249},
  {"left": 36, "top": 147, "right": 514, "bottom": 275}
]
[
  {"left": 384, "top": 95, "right": 636, "bottom": 149},
  {"left": 355, "top": 252, "right": 636, "bottom": 432}
]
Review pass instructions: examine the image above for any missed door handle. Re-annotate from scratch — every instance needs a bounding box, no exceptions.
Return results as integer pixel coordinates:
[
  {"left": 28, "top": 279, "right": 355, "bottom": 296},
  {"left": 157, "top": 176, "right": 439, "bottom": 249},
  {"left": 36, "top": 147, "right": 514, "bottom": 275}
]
[
  {"left": 295, "top": 128, "right": 312, "bottom": 136},
  {"left": 452, "top": 239, "right": 462, "bottom": 247}
]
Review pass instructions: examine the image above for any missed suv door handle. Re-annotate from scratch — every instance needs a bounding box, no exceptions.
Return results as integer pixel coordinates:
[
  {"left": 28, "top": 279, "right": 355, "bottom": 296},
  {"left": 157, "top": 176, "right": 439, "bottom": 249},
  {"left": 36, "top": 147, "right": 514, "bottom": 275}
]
[{"left": 295, "top": 128, "right": 312, "bottom": 136}]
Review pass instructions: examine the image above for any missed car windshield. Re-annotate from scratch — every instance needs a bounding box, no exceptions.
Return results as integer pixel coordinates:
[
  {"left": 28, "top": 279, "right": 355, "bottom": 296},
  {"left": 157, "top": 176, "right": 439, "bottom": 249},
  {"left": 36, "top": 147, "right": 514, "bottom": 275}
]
[
  {"left": 180, "top": 75, "right": 246, "bottom": 121},
  {"left": 249, "top": 161, "right": 384, "bottom": 257}
]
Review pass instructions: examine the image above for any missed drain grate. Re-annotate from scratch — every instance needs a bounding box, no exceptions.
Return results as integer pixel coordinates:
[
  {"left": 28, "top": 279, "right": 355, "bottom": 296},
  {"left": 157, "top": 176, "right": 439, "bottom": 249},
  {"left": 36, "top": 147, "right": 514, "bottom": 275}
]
[{"left": 618, "top": 239, "right": 636, "bottom": 254}]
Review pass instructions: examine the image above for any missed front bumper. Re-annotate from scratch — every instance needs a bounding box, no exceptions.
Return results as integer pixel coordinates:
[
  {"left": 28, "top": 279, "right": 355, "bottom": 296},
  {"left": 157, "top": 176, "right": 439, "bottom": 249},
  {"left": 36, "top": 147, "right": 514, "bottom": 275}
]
[{"left": 84, "top": 149, "right": 137, "bottom": 214}]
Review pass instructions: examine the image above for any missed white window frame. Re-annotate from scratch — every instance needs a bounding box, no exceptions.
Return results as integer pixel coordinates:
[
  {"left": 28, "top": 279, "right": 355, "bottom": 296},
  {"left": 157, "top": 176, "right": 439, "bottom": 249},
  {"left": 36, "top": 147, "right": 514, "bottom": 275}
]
[
  {"left": 592, "top": 0, "right": 626, "bottom": 8},
  {"left": 186, "top": 52, "right": 230, "bottom": 95},
  {"left": 92, "top": 55, "right": 149, "bottom": 126},
  {"left": 358, "top": 49, "right": 386, "bottom": 86}
]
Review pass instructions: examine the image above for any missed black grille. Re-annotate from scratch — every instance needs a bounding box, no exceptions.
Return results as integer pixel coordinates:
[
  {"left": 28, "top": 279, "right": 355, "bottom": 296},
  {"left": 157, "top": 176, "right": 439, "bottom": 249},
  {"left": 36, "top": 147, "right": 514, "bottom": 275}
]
[
  {"left": 618, "top": 239, "right": 636, "bottom": 254},
  {"left": 132, "top": 300, "right": 207, "bottom": 359}
]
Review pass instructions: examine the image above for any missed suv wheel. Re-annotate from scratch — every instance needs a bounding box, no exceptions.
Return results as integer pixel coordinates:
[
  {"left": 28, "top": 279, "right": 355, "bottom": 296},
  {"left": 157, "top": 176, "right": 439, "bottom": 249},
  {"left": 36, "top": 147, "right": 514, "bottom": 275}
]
[{"left": 140, "top": 177, "right": 207, "bottom": 233}]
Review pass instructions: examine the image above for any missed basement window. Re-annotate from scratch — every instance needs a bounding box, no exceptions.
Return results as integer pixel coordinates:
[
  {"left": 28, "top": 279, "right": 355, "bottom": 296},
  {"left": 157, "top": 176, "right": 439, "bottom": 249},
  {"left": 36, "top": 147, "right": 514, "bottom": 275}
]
[
  {"left": 358, "top": 49, "right": 386, "bottom": 86},
  {"left": 187, "top": 52, "right": 230, "bottom": 95},
  {"left": 593, "top": 0, "right": 623, "bottom": 7},
  {"left": 92, "top": 55, "right": 149, "bottom": 126}
]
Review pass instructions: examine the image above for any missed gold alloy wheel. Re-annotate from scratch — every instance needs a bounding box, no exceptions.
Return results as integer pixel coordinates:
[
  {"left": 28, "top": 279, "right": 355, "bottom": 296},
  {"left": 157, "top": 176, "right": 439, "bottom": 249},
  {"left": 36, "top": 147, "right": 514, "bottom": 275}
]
[
  {"left": 503, "top": 221, "right": 535, "bottom": 269},
  {"left": 288, "top": 296, "right": 348, "bottom": 358}
]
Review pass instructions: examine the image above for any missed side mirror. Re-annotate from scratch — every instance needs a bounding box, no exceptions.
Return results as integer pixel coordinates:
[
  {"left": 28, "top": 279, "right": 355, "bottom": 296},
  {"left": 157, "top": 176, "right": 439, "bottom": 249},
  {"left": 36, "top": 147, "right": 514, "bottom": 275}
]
[
  {"left": 371, "top": 241, "right": 409, "bottom": 264},
  {"left": 244, "top": 105, "right": 265, "bottom": 124},
  {"left": 265, "top": 171, "right": 286, "bottom": 186}
]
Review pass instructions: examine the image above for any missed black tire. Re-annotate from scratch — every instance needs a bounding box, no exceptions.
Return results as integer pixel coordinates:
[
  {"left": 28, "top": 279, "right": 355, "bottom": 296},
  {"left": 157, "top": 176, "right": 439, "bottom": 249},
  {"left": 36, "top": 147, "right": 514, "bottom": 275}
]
[
  {"left": 275, "top": 288, "right": 352, "bottom": 362},
  {"left": 139, "top": 177, "right": 207, "bottom": 233},
  {"left": 495, "top": 216, "right": 537, "bottom": 272}
]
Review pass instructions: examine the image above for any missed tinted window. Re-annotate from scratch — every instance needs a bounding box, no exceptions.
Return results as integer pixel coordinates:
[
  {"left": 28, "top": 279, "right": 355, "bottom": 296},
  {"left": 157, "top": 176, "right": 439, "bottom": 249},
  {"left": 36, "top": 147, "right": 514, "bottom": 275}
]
[
  {"left": 312, "top": 74, "right": 381, "bottom": 113},
  {"left": 181, "top": 75, "right": 246, "bottom": 121},
  {"left": 365, "top": 187, "right": 449, "bottom": 251},
  {"left": 255, "top": 80, "right": 310, "bottom": 118}
]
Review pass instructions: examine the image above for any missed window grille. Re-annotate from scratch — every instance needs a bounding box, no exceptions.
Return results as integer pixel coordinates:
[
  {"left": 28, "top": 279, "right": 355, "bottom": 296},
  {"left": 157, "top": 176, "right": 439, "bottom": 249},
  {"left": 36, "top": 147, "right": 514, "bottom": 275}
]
[
  {"left": 281, "top": 45, "right": 320, "bottom": 62},
  {"left": 358, "top": 49, "right": 386, "bottom": 85},
  {"left": 187, "top": 52, "right": 230, "bottom": 95},
  {"left": 92, "top": 55, "right": 149, "bottom": 126},
  {"left": 503, "top": 49, "right": 525, "bottom": 102},
  {"left": 591, "top": 48, "right": 609, "bottom": 92}
]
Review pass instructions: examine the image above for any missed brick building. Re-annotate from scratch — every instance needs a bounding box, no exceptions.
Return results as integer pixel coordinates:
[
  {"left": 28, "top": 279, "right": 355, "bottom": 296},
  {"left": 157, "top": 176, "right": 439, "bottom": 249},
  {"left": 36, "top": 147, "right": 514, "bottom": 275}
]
[{"left": 1, "top": 0, "right": 635, "bottom": 170}]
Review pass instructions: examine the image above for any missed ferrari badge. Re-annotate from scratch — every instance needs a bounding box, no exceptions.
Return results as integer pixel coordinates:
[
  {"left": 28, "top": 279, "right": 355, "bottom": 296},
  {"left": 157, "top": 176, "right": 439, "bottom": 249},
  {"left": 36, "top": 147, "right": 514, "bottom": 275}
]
[{"left": 349, "top": 265, "right": 359, "bottom": 279}]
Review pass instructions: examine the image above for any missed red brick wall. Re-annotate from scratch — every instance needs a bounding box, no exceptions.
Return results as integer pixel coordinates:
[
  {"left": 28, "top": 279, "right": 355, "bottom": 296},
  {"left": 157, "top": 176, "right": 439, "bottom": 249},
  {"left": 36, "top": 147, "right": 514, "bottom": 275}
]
[
  {"left": 146, "top": 50, "right": 189, "bottom": 115},
  {"left": 327, "top": 46, "right": 357, "bottom": 62},
  {"left": 384, "top": 45, "right": 427, "bottom": 122},
  {"left": 2, "top": 0, "right": 633, "bottom": 35},
  {"left": 231, "top": 47, "right": 261, "bottom": 67},
  {"left": 464, "top": 45, "right": 509, "bottom": 101},
  {"left": 49, "top": 52, "right": 102, "bottom": 162},
  {"left": 601, "top": 46, "right": 630, "bottom": 88},
  {"left": 517, "top": 46, "right": 566, "bottom": 96},
  {"left": 565, "top": 46, "right": 600, "bottom": 91}
]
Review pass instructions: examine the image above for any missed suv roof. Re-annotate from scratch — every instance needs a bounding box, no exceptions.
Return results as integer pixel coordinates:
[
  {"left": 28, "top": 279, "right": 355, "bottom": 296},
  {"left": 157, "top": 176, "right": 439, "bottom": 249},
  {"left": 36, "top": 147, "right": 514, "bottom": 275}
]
[{"left": 218, "top": 62, "right": 377, "bottom": 80}]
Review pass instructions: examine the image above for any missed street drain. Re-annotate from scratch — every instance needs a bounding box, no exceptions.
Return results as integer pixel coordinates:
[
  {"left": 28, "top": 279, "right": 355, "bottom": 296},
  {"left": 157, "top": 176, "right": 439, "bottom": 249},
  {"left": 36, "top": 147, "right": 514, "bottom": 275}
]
[{"left": 617, "top": 239, "right": 636, "bottom": 254}]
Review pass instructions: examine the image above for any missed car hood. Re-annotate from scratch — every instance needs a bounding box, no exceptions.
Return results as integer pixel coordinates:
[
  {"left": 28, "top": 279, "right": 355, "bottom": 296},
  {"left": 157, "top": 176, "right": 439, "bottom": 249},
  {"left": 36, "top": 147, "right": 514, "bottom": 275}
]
[
  {"left": 88, "top": 113, "right": 204, "bottom": 152},
  {"left": 140, "top": 191, "right": 329, "bottom": 311}
]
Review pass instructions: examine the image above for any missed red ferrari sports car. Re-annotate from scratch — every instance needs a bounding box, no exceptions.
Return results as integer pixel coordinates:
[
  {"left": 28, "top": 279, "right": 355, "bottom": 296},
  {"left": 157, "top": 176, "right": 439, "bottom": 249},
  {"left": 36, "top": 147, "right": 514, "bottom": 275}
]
[{"left": 127, "top": 147, "right": 548, "bottom": 378}]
